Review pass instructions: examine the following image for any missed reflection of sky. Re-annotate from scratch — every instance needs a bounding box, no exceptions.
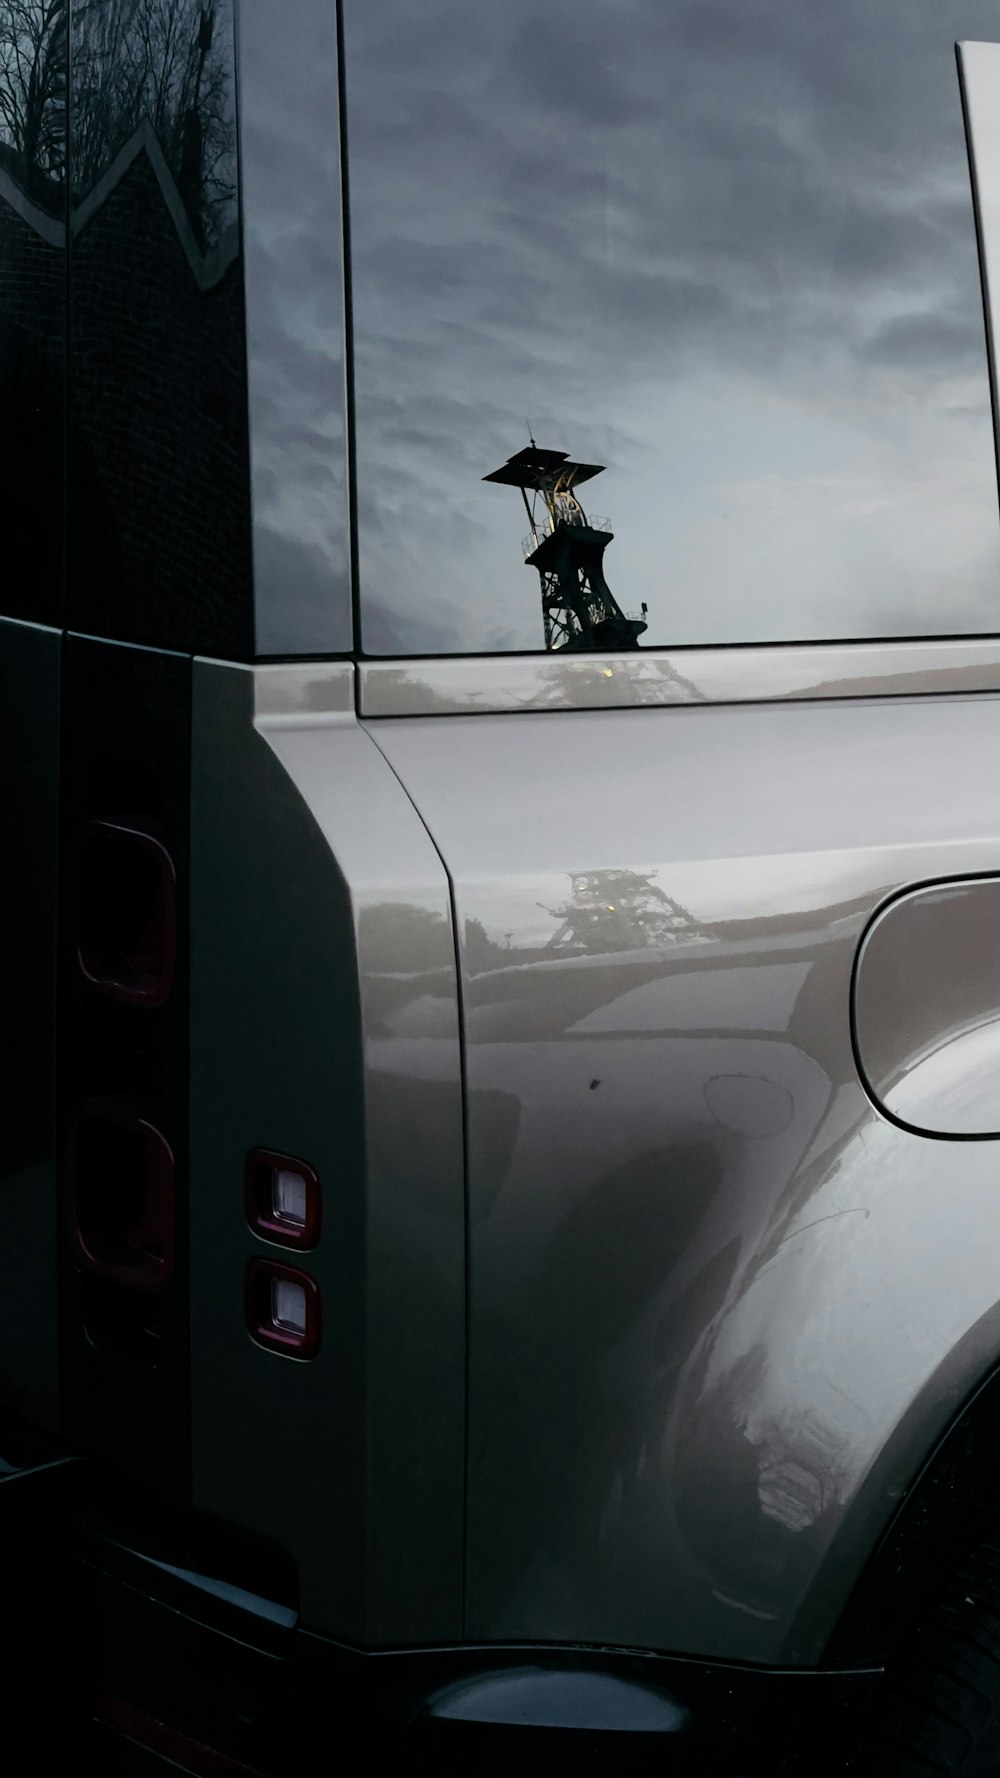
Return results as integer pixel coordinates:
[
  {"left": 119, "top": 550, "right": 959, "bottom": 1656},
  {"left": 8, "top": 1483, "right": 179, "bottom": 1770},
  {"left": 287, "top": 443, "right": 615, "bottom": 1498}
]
[
  {"left": 239, "top": 0, "right": 350, "bottom": 654},
  {"left": 887, "top": 1016, "right": 1000, "bottom": 1132},
  {"left": 344, "top": 0, "right": 1000, "bottom": 654}
]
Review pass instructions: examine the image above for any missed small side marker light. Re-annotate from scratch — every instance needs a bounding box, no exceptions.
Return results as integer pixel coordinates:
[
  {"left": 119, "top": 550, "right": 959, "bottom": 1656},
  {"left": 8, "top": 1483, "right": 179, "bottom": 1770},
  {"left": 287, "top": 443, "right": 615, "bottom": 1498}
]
[
  {"left": 272, "top": 1276, "right": 306, "bottom": 1335},
  {"left": 246, "top": 1260, "right": 320, "bottom": 1359},
  {"left": 273, "top": 1169, "right": 307, "bottom": 1229},
  {"left": 245, "top": 1150, "right": 321, "bottom": 1249}
]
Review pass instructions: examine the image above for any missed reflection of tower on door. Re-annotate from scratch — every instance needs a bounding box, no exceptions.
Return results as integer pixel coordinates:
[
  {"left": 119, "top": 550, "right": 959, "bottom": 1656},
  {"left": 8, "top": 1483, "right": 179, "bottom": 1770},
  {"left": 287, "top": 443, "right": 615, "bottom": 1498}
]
[{"left": 484, "top": 444, "right": 648, "bottom": 651}]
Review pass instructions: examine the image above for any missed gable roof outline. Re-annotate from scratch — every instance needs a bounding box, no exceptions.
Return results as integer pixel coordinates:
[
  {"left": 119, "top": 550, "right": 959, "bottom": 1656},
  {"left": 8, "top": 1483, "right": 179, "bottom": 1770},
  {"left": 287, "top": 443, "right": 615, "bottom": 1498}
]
[{"left": 1, "top": 116, "right": 240, "bottom": 291}]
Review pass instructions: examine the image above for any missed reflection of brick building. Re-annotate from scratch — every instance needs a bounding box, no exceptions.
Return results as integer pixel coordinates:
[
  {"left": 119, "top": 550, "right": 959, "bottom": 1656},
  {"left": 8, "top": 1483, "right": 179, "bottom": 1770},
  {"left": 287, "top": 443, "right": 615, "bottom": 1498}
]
[
  {"left": 0, "top": 159, "right": 65, "bottom": 625},
  {"left": 0, "top": 122, "right": 251, "bottom": 653},
  {"left": 0, "top": 157, "right": 62, "bottom": 344}
]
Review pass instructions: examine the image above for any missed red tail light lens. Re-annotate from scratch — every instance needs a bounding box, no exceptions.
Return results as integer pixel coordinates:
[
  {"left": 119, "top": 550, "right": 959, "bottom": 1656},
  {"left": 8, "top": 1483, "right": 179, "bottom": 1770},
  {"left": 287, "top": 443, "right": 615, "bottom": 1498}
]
[
  {"left": 78, "top": 821, "right": 177, "bottom": 1007},
  {"left": 71, "top": 1108, "right": 176, "bottom": 1294}
]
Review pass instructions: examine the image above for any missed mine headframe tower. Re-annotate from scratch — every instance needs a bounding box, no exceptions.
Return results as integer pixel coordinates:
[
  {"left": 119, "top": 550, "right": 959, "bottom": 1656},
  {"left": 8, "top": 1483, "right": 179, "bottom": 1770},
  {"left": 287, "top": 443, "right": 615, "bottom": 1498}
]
[{"left": 484, "top": 444, "right": 647, "bottom": 651}]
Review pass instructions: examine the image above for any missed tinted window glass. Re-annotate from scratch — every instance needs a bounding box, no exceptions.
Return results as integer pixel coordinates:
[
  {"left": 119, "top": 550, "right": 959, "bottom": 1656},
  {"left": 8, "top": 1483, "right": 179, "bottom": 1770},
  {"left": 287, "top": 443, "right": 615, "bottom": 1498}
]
[
  {"left": 345, "top": 0, "right": 1000, "bottom": 656},
  {"left": 240, "top": 0, "right": 350, "bottom": 656},
  {"left": 68, "top": 0, "right": 250, "bottom": 655},
  {"left": 0, "top": 0, "right": 67, "bottom": 627},
  {"left": 66, "top": 0, "right": 349, "bottom": 659}
]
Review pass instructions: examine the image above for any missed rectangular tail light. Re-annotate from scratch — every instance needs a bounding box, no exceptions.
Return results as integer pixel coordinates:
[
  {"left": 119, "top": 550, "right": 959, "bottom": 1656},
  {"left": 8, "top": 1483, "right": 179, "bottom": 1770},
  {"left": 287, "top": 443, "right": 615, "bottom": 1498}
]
[
  {"left": 78, "top": 821, "right": 177, "bottom": 1007},
  {"left": 245, "top": 1150, "right": 321, "bottom": 1249},
  {"left": 246, "top": 1260, "right": 320, "bottom": 1359},
  {"left": 70, "top": 1107, "right": 176, "bottom": 1294}
]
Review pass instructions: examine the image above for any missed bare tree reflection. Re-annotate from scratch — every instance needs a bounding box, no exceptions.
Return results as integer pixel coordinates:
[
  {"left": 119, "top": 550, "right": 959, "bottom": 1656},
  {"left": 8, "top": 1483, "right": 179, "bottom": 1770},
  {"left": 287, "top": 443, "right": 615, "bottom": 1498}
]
[
  {"left": 0, "top": 0, "right": 66, "bottom": 203},
  {"left": 358, "top": 901, "right": 454, "bottom": 975},
  {"left": 72, "top": 0, "right": 235, "bottom": 245},
  {"left": 67, "top": 0, "right": 245, "bottom": 650},
  {"left": 0, "top": 2, "right": 66, "bottom": 625}
]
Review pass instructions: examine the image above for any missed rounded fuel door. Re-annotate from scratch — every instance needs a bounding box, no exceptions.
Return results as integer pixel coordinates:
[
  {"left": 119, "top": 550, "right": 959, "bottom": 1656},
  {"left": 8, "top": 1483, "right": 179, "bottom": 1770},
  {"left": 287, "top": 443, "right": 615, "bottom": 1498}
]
[{"left": 853, "top": 877, "right": 1000, "bottom": 1137}]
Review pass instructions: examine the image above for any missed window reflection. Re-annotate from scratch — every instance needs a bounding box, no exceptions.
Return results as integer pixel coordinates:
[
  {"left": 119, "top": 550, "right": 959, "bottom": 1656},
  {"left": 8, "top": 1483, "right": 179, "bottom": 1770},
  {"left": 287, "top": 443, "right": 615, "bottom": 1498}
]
[
  {"left": 68, "top": 0, "right": 249, "bottom": 655},
  {"left": 540, "top": 869, "right": 709, "bottom": 954},
  {"left": 345, "top": 0, "right": 1000, "bottom": 656},
  {"left": 485, "top": 443, "right": 647, "bottom": 650},
  {"left": 62, "top": 0, "right": 350, "bottom": 659},
  {"left": 238, "top": 0, "right": 350, "bottom": 657},
  {"left": 72, "top": 0, "right": 237, "bottom": 251},
  {"left": 0, "top": 0, "right": 66, "bottom": 626}
]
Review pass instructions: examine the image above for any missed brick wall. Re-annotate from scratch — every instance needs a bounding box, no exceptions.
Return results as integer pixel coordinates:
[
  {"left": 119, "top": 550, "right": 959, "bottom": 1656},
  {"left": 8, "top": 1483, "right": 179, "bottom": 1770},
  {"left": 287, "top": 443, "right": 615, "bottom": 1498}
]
[
  {"left": 0, "top": 139, "right": 253, "bottom": 655},
  {"left": 0, "top": 188, "right": 65, "bottom": 624},
  {"left": 70, "top": 149, "right": 252, "bottom": 655}
]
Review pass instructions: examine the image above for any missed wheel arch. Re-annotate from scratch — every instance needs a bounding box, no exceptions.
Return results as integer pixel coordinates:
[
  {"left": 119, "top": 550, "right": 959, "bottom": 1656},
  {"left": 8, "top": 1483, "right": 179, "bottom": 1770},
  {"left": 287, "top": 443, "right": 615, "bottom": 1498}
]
[{"left": 821, "top": 1301, "right": 1000, "bottom": 1667}]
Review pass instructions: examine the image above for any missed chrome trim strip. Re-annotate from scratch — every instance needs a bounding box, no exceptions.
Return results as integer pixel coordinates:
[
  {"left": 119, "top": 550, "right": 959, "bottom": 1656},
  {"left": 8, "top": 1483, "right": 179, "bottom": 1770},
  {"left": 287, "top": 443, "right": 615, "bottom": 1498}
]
[
  {"left": 0, "top": 615, "right": 63, "bottom": 638},
  {"left": 359, "top": 640, "right": 1000, "bottom": 716}
]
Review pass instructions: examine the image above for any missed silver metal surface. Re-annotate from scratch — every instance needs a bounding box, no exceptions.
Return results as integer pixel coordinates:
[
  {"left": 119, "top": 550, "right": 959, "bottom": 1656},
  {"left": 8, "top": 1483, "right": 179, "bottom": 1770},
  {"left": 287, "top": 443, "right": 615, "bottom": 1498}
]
[
  {"left": 854, "top": 877, "right": 1000, "bottom": 1137},
  {"left": 368, "top": 692, "right": 1000, "bottom": 1665},
  {"left": 360, "top": 638, "right": 1000, "bottom": 717},
  {"left": 190, "top": 659, "right": 465, "bottom": 1642},
  {"left": 253, "top": 659, "right": 354, "bottom": 720}
]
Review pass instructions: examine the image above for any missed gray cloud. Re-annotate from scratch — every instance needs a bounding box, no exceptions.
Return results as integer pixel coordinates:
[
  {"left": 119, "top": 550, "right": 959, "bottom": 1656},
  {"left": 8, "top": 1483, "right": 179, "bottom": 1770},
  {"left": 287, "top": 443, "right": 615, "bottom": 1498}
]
[{"left": 344, "top": 0, "right": 1000, "bottom": 652}]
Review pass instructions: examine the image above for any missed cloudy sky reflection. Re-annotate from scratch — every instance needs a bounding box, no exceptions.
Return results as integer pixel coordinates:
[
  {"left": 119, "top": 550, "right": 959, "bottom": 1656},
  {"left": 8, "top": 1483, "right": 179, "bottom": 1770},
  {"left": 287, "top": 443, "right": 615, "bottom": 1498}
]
[{"left": 345, "top": 0, "right": 1000, "bottom": 655}]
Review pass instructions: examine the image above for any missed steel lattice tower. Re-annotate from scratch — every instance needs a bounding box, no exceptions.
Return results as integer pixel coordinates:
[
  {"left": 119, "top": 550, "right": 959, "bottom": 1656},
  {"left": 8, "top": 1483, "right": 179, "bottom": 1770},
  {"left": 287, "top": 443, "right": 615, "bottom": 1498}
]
[{"left": 484, "top": 445, "right": 648, "bottom": 651}]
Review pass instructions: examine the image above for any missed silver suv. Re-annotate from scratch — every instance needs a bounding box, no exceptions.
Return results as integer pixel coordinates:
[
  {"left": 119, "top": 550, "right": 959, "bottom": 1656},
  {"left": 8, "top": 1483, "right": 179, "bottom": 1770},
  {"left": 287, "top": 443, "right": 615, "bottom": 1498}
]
[{"left": 3, "top": 1, "right": 1000, "bottom": 1773}]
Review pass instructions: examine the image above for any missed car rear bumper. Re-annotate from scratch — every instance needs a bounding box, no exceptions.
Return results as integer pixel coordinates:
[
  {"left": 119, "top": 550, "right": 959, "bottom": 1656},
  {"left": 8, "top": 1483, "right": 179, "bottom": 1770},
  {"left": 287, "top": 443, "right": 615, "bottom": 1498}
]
[
  {"left": 0, "top": 1422, "right": 881, "bottom": 1774},
  {"left": 72, "top": 1528, "right": 880, "bottom": 1776}
]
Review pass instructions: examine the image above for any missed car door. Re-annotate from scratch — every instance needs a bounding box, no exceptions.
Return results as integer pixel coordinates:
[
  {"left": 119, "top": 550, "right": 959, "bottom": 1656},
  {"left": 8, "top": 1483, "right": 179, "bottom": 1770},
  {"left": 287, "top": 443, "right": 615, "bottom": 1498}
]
[{"left": 342, "top": 0, "right": 1000, "bottom": 1670}]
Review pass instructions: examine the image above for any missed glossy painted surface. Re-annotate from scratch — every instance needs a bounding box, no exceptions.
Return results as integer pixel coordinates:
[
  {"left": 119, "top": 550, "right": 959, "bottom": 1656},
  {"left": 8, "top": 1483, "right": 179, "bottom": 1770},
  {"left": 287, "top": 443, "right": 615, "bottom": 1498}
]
[
  {"left": 424, "top": 1668, "right": 689, "bottom": 1731},
  {"left": 239, "top": 0, "right": 351, "bottom": 657},
  {"left": 854, "top": 877, "right": 1000, "bottom": 1136},
  {"left": 345, "top": 0, "right": 1000, "bottom": 656},
  {"left": 370, "top": 692, "right": 1000, "bottom": 1664},
  {"left": 0, "top": 618, "right": 61, "bottom": 1430},
  {"left": 361, "top": 635, "right": 1000, "bottom": 716},
  {"left": 0, "top": 3, "right": 66, "bottom": 626},
  {"left": 254, "top": 659, "right": 354, "bottom": 720},
  {"left": 189, "top": 659, "right": 464, "bottom": 1642}
]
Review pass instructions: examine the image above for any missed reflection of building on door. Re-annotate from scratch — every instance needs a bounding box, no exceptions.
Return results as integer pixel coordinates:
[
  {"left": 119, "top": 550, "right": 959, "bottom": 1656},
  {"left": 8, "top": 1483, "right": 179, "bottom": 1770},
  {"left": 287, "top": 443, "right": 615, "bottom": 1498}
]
[
  {"left": 541, "top": 869, "right": 709, "bottom": 953},
  {"left": 484, "top": 443, "right": 648, "bottom": 651}
]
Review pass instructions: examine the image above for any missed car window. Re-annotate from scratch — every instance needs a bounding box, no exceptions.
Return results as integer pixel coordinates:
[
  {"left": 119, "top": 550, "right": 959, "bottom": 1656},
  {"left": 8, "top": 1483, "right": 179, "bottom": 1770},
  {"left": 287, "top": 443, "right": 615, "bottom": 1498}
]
[
  {"left": 345, "top": 0, "right": 1000, "bottom": 656},
  {"left": 240, "top": 0, "right": 351, "bottom": 657},
  {"left": 0, "top": 0, "right": 67, "bottom": 628},
  {"left": 66, "top": 0, "right": 248, "bottom": 655},
  {"left": 63, "top": 0, "right": 349, "bottom": 660}
]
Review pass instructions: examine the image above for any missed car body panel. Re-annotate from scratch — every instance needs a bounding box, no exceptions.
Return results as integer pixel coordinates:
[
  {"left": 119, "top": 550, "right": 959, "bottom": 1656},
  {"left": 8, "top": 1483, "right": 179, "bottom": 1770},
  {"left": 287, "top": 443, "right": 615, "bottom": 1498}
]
[
  {"left": 368, "top": 690, "right": 1000, "bottom": 1662},
  {"left": 854, "top": 876, "right": 1000, "bottom": 1136},
  {"left": 189, "top": 658, "right": 465, "bottom": 1643},
  {"left": 10, "top": 0, "right": 1000, "bottom": 1740},
  {"left": 360, "top": 637, "right": 1000, "bottom": 717}
]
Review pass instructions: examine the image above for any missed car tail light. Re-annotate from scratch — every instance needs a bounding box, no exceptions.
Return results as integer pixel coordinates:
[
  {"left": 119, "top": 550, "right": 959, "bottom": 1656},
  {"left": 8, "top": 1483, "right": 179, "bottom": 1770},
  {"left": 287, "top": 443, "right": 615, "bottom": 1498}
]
[
  {"left": 78, "top": 821, "right": 177, "bottom": 1007},
  {"left": 246, "top": 1260, "right": 320, "bottom": 1358},
  {"left": 71, "top": 1108, "right": 176, "bottom": 1293},
  {"left": 245, "top": 1150, "right": 321, "bottom": 1249}
]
